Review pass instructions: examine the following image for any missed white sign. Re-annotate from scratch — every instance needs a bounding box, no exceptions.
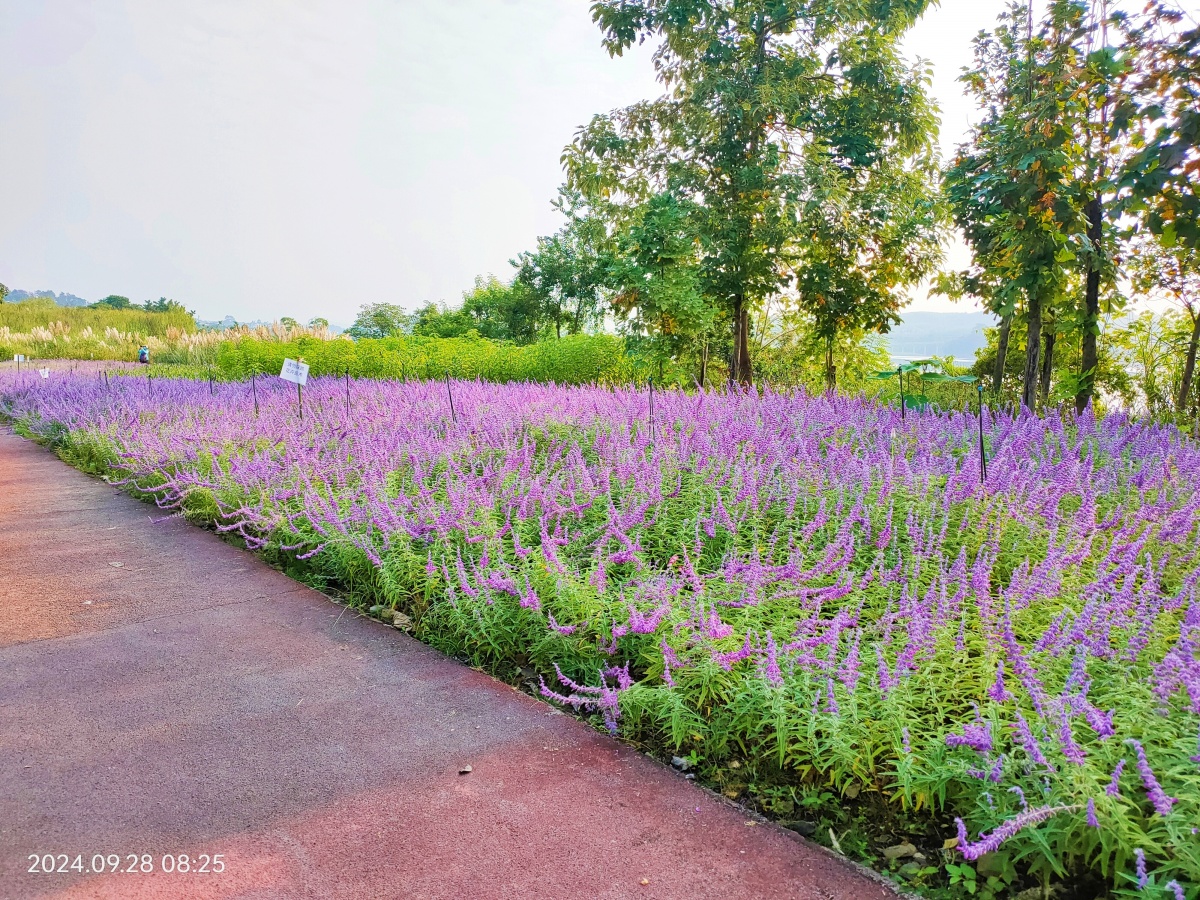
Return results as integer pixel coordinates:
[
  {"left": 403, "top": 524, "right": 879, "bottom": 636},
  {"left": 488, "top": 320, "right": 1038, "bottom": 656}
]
[
  {"left": 279, "top": 358, "right": 309, "bottom": 386},
  {"left": 39, "top": 368, "right": 50, "bottom": 379},
  {"left": 13, "top": 354, "right": 25, "bottom": 362}
]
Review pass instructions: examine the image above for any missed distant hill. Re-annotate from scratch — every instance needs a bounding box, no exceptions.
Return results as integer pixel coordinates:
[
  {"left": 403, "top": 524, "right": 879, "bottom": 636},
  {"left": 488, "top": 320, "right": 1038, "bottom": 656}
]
[
  {"left": 5, "top": 289, "right": 89, "bottom": 307},
  {"left": 885, "top": 311, "right": 995, "bottom": 364}
]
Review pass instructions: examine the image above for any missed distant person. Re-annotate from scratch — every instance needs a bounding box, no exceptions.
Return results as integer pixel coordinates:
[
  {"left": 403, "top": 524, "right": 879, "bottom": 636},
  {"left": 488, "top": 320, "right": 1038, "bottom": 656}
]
[{"left": 137, "top": 346, "right": 149, "bottom": 365}]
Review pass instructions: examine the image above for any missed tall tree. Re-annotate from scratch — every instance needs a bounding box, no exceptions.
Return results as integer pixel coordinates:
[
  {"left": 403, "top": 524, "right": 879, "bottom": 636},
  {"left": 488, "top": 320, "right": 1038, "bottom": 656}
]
[
  {"left": 346, "top": 303, "right": 415, "bottom": 340},
  {"left": 513, "top": 192, "right": 611, "bottom": 340},
  {"left": 461, "top": 275, "right": 544, "bottom": 345},
  {"left": 607, "top": 190, "right": 714, "bottom": 383},
  {"left": 565, "top": 0, "right": 941, "bottom": 384},
  {"left": 947, "top": 1, "right": 1089, "bottom": 410},
  {"left": 794, "top": 146, "right": 943, "bottom": 390},
  {"left": 951, "top": 0, "right": 1187, "bottom": 412},
  {"left": 1121, "top": 8, "right": 1200, "bottom": 414},
  {"left": 1048, "top": 0, "right": 1143, "bottom": 414},
  {"left": 92, "top": 295, "right": 133, "bottom": 310},
  {"left": 1121, "top": 12, "right": 1200, "bottom": 249},
  {"left": 1128, "top": 233, "right": 1200, "bottom": 413}
]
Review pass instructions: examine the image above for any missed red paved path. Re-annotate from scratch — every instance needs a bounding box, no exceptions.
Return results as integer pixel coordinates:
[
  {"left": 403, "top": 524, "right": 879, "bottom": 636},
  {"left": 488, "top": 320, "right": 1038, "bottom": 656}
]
[{"left": 0, "top": 431, "right": 898, "bottom": 899}]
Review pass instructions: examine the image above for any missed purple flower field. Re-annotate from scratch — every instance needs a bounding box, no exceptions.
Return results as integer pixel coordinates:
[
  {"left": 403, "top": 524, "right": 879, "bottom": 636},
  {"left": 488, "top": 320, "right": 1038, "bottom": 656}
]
[{"left": 3, "top": 370, "right": 1198, "bottom": 894}]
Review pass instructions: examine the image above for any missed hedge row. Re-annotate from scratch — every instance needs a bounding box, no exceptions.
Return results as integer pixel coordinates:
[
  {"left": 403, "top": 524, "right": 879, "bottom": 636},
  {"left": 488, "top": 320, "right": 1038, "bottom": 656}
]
[{"left": 213, "top": 333, "right": 630, "bottom": 385}]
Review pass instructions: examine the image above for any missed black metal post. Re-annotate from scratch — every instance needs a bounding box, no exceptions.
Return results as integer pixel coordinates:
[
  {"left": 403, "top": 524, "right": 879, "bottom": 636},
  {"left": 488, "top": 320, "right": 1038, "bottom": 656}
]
[
  {"left": 445, "top": 372, "right": 456, "bottom": 425},
  {"left": 345, "top": 368, "right": 351, "bottom": 415},
  {"left": 297, "top": 381, "right": 303, "bottom": 421},
  {"left": 649, "top": 376, "right": 655, "bottom": 439},
  {"left": 977, "top": 383, "right": 988, "bottom": 484},
  {"left": 898, "top": 366, "right": 905, "bottom": 422},
  {"left": 252, "top": 373, "right": 259, "bottom": 417}
]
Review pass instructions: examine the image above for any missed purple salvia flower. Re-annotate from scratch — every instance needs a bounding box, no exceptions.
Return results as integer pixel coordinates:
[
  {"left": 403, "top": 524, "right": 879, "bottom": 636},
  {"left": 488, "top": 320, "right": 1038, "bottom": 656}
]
[
  {"left": 875, "top": 646, "right": 894, "bottom": 697},
  {"left": 1165, "top": 881, "right": 1185, "bottom": 900},
  {"left": 823, "top": 678, "right": 839, "bottom": 715},
  {"left": 539, "top": 663, "right": 631, "bottom": 734},
  {"left": 703, "top": 608, "right": 733, "bottom": 639},
  {"left": 1008, "top": 786, "right": 1028, "bottom": 809},
  {"left": 1057, "top": 710, "right": 1087, "bottom": 765},
  {"left": 988, "top": 754, "right": 1005, "bottom": 782},
  {"left": 1107, "top": 759, "right": 1126, "bottom": 797},
  {"left": 1011, "top": 713, "right": 1051, "bottom": 768},
  {"left": 712, "top": 633, "right": 754, "bottom": 671},
  {"left": 1126, "top": 740, "right": 1177, "bottom": 816},
  {"left": 838, "top": 629, "right": 862, "bottom": 693},
  {"left": 954, "top": 804, "right": 1078, "bottom": 861},
  {"left": 1086, "top": 797, "right": 1098, "bottom": 828},
  {"left": 1135, "top": 848, "right": 1148, "bottom": 889},
  {"left": 946, "top": 705, "right": 993, "bottom": 755},
  {"left": 660, "top": 639, "right": 681, "bottom": 687},
  {"left": 760, "top": 631, "right": 784, "bottom": 688},
  {"left": 1084, "top": 704, "right": 1116, "bottom": 740},
  {"left": 988, "top": 660, "right": 1014, "bottom": 703}
]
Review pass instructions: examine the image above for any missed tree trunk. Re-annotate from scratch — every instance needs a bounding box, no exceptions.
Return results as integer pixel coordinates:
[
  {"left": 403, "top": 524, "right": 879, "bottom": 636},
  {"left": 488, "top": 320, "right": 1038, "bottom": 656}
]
[
  {"left": 993, "top": 314, "right": 1012, "bottom": 395},
  {"left": 730, "top": 296, "right": 752, "bottom": 385},
  {"left": 1076, "top": 195, "right": 1103, "bottom": 414},
  {"left": 824, "top": 335, "right": 836, "bottom": 393},
  {"left": 1179, "top": 311, "right": 1200, "bottom": 413},
  {"left": 1039, "top": 325, "right": 1055, "bottom": 406},
  {"left": 1021, "top": 293, "right": 1042, "bottom": 410}
]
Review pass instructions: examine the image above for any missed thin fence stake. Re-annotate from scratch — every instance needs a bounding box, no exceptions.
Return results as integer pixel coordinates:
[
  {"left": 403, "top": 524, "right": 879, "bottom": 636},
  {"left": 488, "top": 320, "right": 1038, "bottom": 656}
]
[
  {"left": 445, "top": 372, "right": 456, "bottom": 425},
  {"left": 648, "top": 375, "right": 655, "bottom": 442},
  {"left": 252, "top": 373, "right": 259, "bottom": 417},
  {"left": 977, "top": 383, "right": 988, "bottom": 484},
  {"left": 898, "top": 366, "right": 906, "bottom": 422},
  {"left": 345, "top": 368, "right": 352, "bottom": 415},
  {"left": 297, "top": 381, "right": 303, "bottom": 421}
]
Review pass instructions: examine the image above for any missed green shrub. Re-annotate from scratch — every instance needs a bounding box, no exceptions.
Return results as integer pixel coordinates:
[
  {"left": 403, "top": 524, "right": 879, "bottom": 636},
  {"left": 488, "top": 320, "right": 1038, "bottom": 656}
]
[{"left": 214, "top": 333, "right": 630, "bottom": 385}]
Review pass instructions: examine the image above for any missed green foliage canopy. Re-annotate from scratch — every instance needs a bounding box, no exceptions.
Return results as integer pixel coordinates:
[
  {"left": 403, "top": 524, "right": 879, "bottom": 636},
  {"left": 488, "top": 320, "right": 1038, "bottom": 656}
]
[
  {"left": 346, "top": 303, "right": 415, "bottom": 340},
  {"left": 565, "top": 0, "right": 944, "bottom": 385},
  {"left": 513, "top": 192, "right": 611, "bottom": 341}
]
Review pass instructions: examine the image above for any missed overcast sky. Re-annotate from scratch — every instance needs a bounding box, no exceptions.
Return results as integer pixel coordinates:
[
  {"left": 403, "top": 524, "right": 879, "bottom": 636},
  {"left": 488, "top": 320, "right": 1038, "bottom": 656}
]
[{"left": 0, "top": 0, "right": 1056, "bottom": 323}]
